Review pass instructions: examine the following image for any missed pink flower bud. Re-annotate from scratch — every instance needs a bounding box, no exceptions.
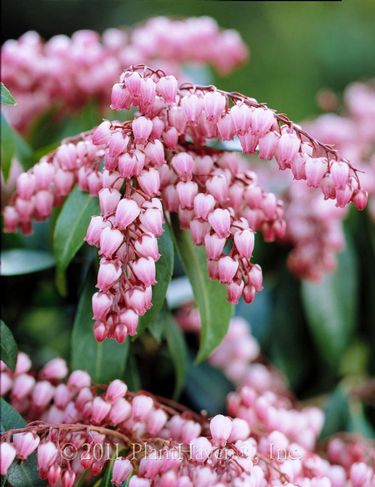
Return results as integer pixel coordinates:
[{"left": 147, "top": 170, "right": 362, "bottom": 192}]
[
  {"left": 13, "top": 432, "right": 40, "bottom": 461},
  {"left": 3, "top": 206, "right": 19, "bottom": 232},
  {"left": 176, "top": 181, "right": 198, "bottom": 209},
  {"left": 118, "top": 309, "right": 139, "bottom": 335},
  {"left": 97, "top": 261, "right": 121, "bottom": 290},
  {"left": 210, "top": 414, "right": 232, "bottom": 446},
  {"left": 291, "top": 153, "right": 307, "bottom": 180},
  {"left": 204, "top": 233, "right": 226, "bottom": 260},
  {"left": 135, "top": 234, "right": 160, "bottom": 260},
  {"left": 34, "top": 190, "right": 53, "bottom": 218},
  {"left": 91, "top": 396, "right": 111, "bottom": 423},
  {"left": 12, "top": 374, "right": 35, "bottom": 400},
  {"left": 218, "top": 256, "right": 239, "bottom": 284},
  {"left": 157, "top": 76, "right": 178, "bottom": 103},
  {"left": 138, "top": 168, "right": 160, "bottom": 196},
  {"left": 352, "top": 189, "right": 368, "bottom": 211},
  {"left": 145, "top": 140, "right": 165, "bottom": 167},
  {"left": 111, "top": 84, "right": 131, "bottom": 110},
  {"left": 56, "top": 144, "right": 77, "bottom": 170},
  {"left": 17, "top": 173, "right": 35, "bottom": 199},
  {"left": 0, "top": 442, "right": 16, "bottom": 475},
  {"left": 234, "top": 229, "right": 255, "bottom": 259},
  {"left": 0, "top": 373, "right": 13, "bottom": 395},
  {"left": 110, "top": 398, "right": 132, "bottom": 425},
  {"left": 146, "top": 409, "right": 168, "bottom": 435},
  {"left": 275, "top": 132, "right": 301, "bottom": 169},
  {"left": 112, "top": 458, "right": 133, "bottom": 487},
  {"left": 99, "top": 227, "right": 124, "bottom": 258},
  {"left": 129, "top": 476, "right": 151, "bottom": 487},
  {"left": 99, "top": 188, "right": 121, "bottom": 217},
  {"left": 350, "top": 462, "right": 372, "bottom": 487},
  {"left": 208, "top": 208, "right": 231, "bottom": 238},
  {"left": 32, "top": 381, "right": 55, "bottom": 408},
  {"left": 139, "top": 77, "right": 156, "bottom": 107},
  {"left": 37, "top": 441, "right": 58, "bottom": 471},
  {"left": 54, "top": 384, "right": 71, "bottom": 409},
  {"left": 106, "top": 379, "right": 127, "bottom": 403},
  {"left": 54, "top": 170, "right": 74, "bottom": 196},
  {"left": 118, "top": 153, "right": 137, "bottom": 179},
  {"left": 132, "top": 116, "right": 153, "bottom": 144},
  {"left": 40, "top": 358, "right": 68, "bottom": 380},
  {"left": 203, "top": 91, "right": 226, "bottom": 122},
  {"left": 16, "top": 352, "right": 32, "bottom": 374},
  {"left": 125, "top": 72, "right": 142, "bottom": 97},
  {"left": 190, "top": 437, "right": 212, "bottom": 463},
  {"left": 62, "top": 470, "right": 76, "bottom": 487},
  {"left": 331, "top": 161, "right": 349, "bottom": 189},
  {"left": 230, "top": 103, "right": 252, "bottom": 135},
  {"left": 217, "top": 114, "right": 234, "bottom": 140},
  {"left": 248, "top": 264, "right": 263, "bottom": 291},
  {"left": 34, "top": 161, "right": 55, "bottom": 190},
  {"left": 206, "top": 175, "right": 229, "bottom": 204},
  {"left": 47, "top": 464, "right": 61, "bottom": 485},
  {"left": 132, "top": 257, "right": 156, "bottom": 287},
  {"left": 181, "top": 420, "right": 201, "bottom": 444},
  {"left": 190, "top": 220, "right": 210, "bottom": 245},
  {"left": 15, "top": 198, "right": 34, "bottom": 222},
  {"left": 67, "top": 370, "right": 91, "bottom": 391},
  {"left": 250, "top": 107, "right": 275, "bottom": 137},
  {"left": 171, "top": 153, "right": 194, "bottom": 181},
  {"left": 132, "top": 394, "right": 153, "bottom": 421},
  {"left": 227, "top": 281, "right": 244, "bottom": 304},
  {"left": 114, "top": 198, "right": 140, "bottom": 230},
  {"left": 163, "top": 127, "right": 179, "bottom": 149},
  {"left": 258, "top": 131, "right": 279, "bottom": 160},
  {"left": 92, "top": 292, "right": 112, "bottom": 321},
  {"left": 194, "top": 193, "right": 215, "bottom": 220},
  {"left": 85, "top": 216, "right": 106, "bottom": 246},
  {"left": 305, "top": 157, "right": 328, "bottom": 188},
  {"left": 140, "top": 208, "right": 163, "bottom": 237},
  {"left": 239, "top": 132, "right": 258, "bottom": 154},
  {"left": 181, "top": 94, "right": 202, "bottom": 123},
  {"left": 108, "top": 132, "right": 128, "bottom": 158}
]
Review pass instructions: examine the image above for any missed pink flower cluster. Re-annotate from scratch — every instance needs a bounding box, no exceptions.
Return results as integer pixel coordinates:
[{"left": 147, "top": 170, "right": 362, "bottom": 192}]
[
  {"left": 3, "top": 65, "right": 368, "bottom": 341},
  {"left": 1, "top": 17, "right": 247, "bottom": 131},
  {"left": 2, "top": 347, "right": 374, "bottom": 486}
]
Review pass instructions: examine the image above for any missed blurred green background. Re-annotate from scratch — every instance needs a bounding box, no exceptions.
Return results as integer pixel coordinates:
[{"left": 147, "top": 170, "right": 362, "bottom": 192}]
[{"left": 2, "top": 0, "right": 375, "bottom": 120}]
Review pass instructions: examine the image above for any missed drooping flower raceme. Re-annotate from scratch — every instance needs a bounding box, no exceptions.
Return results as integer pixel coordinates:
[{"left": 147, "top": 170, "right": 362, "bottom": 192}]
[{"left": 3, "top": 65, "right": 368, "bottom": 343}]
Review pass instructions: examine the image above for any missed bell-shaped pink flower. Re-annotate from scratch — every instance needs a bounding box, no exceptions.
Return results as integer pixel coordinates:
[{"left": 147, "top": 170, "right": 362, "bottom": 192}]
[
  {"left": 194, "top": 193, "right": 215, "bottom": 220},
  {"left": 248, "top": 264, "right": 263, "bottom": 291},
  {"left": 305, "top": 157, "right": 327, "bottom": 188},
  {"left": 135, "top": 234, "right": 160, "bottom": 260},
  {"left": 234, "top": 229, "right": 255, "bottom": 259},
  {"left": 85, "top": 216, "right": 106, "bottom": 246},
  {"left": 250, "top": 107, "right": 275, "bottom": 137},
  {"left": 37, "top": 441, "right": 58, "bottom": 472},
  {"left": 92, "top": 121, "right": 111, "bottom": 146},
  {"left": 54, "top": 169, "right": 74, "bottom": 196},
  {"left": 40, "top": 358, "right": 68, "bottom": 380},
  {"left": 171, "top": 153, "right": 194, "bottom": 181},
  {"left": 156, "top": 76, "right": 178, "bottom": 103},
  {"left": 203, "top": 91, "right": 226, "bottom": 122},
  {"left": 218, "top": 256, "right": 239, "bottom": 284},
  {"left": 17, "top": 173, "right": 35, "bottom": 199},
  {"left": 181, "top": 94, "right": 202, "bottom": 122},
  {"left": 217, "top": 114, "right": 234, "bottom": 140},
  {"left": 56, "top": 143, "right": 77, "bottom": 170},
  {"left": 108, "top": 132, "right": 128, "bottom": 158},
  {"left": 144, "top": 140, "right": 165, "bottom": 167},
  {"left": 114, "top": 198, "right": 140, "bottom": 230},
  {"left": 3, "top": 206, "right": 19, "bottom": 233},
  {"left": 34, "top": 161, "right": 55, "bottom": 190},
  {"left": 208, "top": 208, "right": 231, "bottom": 238},
  {"left": 330, "top": 161, "right": 349, "bottom": 189},
  {"left": 0, "top": 443, "right": 16, "bottom": 475},
  {"left": 99, "top": 188, "right": 121, "bottom": 217},
  {"left": 106, "top": 379, "right": 127, "bottom": 403},
  {"left": 12, "top": 373, "right": 35, "bottom": 400},
  {"left": 190, "top": 437, "right": 213, "bottom": 463},
  {"left": 258, "top": 131, "right": 279, "bottom": 160},
  {"left": 140, "top": 208, "right": 163, "bottom": 237},
  {"left": 13, "top": 432, "right": 40, "bottom": 461},
  {"left": 206, "top": 175, "right": 229, "bottom": 204},
  {"left": 91, "top": 396, "right": 111, "bottom": 424},
  {"left": 118, "top": 309, "right": 139, "bottom": 336},
  {"left": 137, "top": 168, "right": 160, "bottom": 196},
  {"left": 97, "top": 261, "right": 121, "bottom": 291},
  {"left": 34, "top": 190, "right": 53, "bottom": 218},
  {"left": 146, "top": 408, "right": 168, "bottom": 435},
  {"left": 99, "top": 227, "right": 124, "bottom": 258},
  {"left": 176, "top": 181, "right": 198, "bottom": 209},
  {"left": 92, "top": 292, "right": 112, "bottom": 321},
  {"left": 109, "top": 398, "right": 132, "bottom": 425},
  {"left": 227, "top": 280, "right": 244, "bottom": 304},
  {"left": 190, "top": 220, "right": 210, "bottom": 245},
  {"left": 111, "top": 83, "right": 131, "bottom": 110},
  {"left": 112, "top": 458, "right": 133, "bottom": 487},
  {"left": 132, "top": 257, "right": 156, "bottom": 287},
  {"left": 275, "top": 132, "right": 301, "bottom": 169},
  {"left": 132, "top": 116, "right": 153, "bottom": 144},
  {"left": 230, "top": 103, "right": 252, "bottom": 135},
  {"left": 352, "top": 189, "right": 368, "bottom": 211},
  {"left": 210, "top": 414, "right": 232, "bottom": 446},
  {"left": 32, "top": 381, "right": 55, "bottom": 408},
  {"left": 62, "top": 470, "right": 76, "bottom": 487},
  {"left": 132, "top": 394, "right": 153, "bottom": 421},
  {"left": 204, "top": 233, "right": 226, "bottom": 260}
]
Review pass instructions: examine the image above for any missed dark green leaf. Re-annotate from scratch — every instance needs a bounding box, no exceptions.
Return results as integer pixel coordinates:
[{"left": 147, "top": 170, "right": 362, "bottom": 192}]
[
  {"left": 171, "top": 216, "right": 233, "bottom": 363},
  {"left": 138, "top": 224, "right": 174, "bottom": 335},
  {"left": 124, "top": 350, "right": 142, "bottom": 392},
  {"left": 302, "top": 238, "right": 358, "bottom": 366},
  {"left": 1, "top": 114, "right": 33, "bottom": 180},
  {"left": 0, "top": 249, "right": 55, "bottom": 276},
  {"left": 53, "top": 187, "right": 99, "bottom": 292},
  {"left": 185, "top": 361, "right": 233, "bottom": 416},
  {"left": 165, "top": 312, "right": 188, "bottom": 399},
  {"left": 348, "top": 401, "right": 375, "bottom": 438},
  {"left": 71, "top": 279, "right": 129, "bottom": 383},
  {"left": 0, "top": 399, "right": 44, "bottom": 486},
  {"left": 1, "top": 83, "right": 16, "bottom": 105},
  {"left": 0, "top": 321, "right": 17, "bottom": 370},
  {"left": 319, "top": 388, "right": 350, "bottom": 440}
]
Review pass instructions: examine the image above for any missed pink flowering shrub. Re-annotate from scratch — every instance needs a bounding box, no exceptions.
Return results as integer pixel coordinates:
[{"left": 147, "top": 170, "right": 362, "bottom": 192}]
[{"left": 1, "top": 13, "right": 374, "bottom": 487}]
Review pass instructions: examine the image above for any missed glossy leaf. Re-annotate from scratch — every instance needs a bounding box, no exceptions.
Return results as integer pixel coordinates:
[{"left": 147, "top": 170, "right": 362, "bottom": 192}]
[
  {"left": 319, "top": 387, "right": 350, "bottom": 440},
  {"left": 0, "top": 321, "right": 17, "bottom": 370},
  {"left": 71, "top": 279, "right": 129, "bottom": 384},
  {"left": 53, "top": 187, "right": 99, "bottom": 292},
  {"left": 1, "top": 114, "right": 33, "bottom": 180},
  {"left": 165, "top": 311, "right": 188, "bottom": 399},
  {"left": 1, "top": 83, "right": 16, "bottom": 105},
  {"left": 171, "top": 217, "right": 233, "bottom": 363},
  {"left": 302, "top": 238, "right": 358, "bottom": 366},
  {"left": 138, "top": 224, "right": 174, "bottom": 335},
  {"left": 0, "top": 399, "right": 44, "bottom": 486},
  {"left": 0, "top": 249, "right": 55, "bottom": 276}
]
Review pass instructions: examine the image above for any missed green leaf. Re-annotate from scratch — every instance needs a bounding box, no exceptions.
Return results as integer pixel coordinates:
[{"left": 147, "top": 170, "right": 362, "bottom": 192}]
[
  {"left": 1, "top": 114, "right": 33, "bottom": 180},
  {"left": 124, "top": 350, "right": 141, "bottom": 392},
  {"left": 0, "top": 249, "right": 55, "bottom": 276},
  {"left": 164, "top": 312, "right": 188, "bottom": 399},
  {"left": 0, "top": 399, "right": 45, "bottom": 486},
  {"left": 138, "top": 224, "right": 174, "bottom": 335},
  {"left": 71, "top": 279, "right": 129, "bottom": 384},
  {"left": 301, "top": 238, "right": 358, "bottom": 366},
  {"left": 171, "top": 216, "right": 233, "bottom": 363},
  {"left": 1, "top": 83, "right": 16, "bottom": 105},
  {"left": 53, "top": 187, "right": 99, "bottom": 293},
  {"left": 0, "top": 321, "right": 17, "bottom": 370},
  {"left": 319, "top": 387, "right": 350, "bottom": 440}
]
